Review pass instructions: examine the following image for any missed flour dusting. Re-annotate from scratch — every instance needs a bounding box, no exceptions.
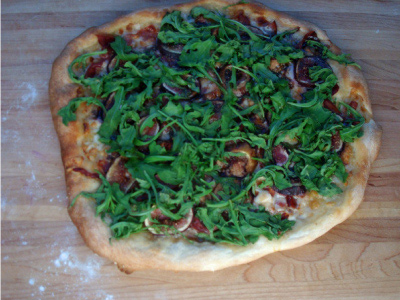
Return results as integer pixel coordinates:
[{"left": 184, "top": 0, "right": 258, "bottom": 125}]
[
  {"left": 53, "top": 249, "right": 102, "bottom": 282},
  {"left": 20, "top": 82, "right": 38, "bottom": 107},
  {"left": 3, "top": 82, "right": 39, "bottom": 121}
]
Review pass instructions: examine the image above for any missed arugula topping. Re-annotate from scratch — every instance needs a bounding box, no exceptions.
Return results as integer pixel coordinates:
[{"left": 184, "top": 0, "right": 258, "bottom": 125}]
[
  {"left": 60, "top": 7, "right": 364, "bottom": 245},
  {"left": 306, "top": 40, "right": 361, "bottom": 68},
  {"left": 58, "top": 97, "right": 105, "bottom": 125}
]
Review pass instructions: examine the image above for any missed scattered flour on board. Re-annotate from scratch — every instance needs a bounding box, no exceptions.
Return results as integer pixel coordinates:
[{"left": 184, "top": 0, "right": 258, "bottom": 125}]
[
  {"left": 20, "top": 82, "right": 38, "bottom": 107},
  {"left": 53, "top": 249, "right": 102, "bottom": 283},
  {"left": 29, "top": 278, "right": 35, "bottom": 286},
  {"left": 3, "top": 82, "right": 39, "bottom": 121},
  {"left": 23, "top": 160, "right": 48, "bottom": 201}
]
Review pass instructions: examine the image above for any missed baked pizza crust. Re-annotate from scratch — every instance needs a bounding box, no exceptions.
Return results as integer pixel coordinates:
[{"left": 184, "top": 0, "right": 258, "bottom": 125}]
[{"left": 49, "top": 0, "right": 382, "bottom": 272}]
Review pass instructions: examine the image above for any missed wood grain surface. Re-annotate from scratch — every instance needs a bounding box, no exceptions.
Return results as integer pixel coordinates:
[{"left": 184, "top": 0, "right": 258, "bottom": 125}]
[{"left": 2, "top": 0, "right": 400, "bottom": 299}]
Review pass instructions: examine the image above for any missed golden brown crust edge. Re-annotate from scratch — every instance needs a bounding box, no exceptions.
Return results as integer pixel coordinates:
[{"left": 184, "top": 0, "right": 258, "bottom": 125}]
[{"left": 49, "top": 0, "right": 382, "bottom": 272}]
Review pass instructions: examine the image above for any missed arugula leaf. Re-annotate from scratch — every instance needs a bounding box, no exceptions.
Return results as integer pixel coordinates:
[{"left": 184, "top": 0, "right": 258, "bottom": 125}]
[
  {"left": 111, "top": 36, "right": 139, "bottom": 61},
  {"left": 58, "top": 97, "right": 105, "bottom": 126},
  {"left": 179, "top": 38, "right": 217, "bottom": 67},
  {"left": 307, "top": 40, "right": 361, "bottom": 68},
  {"left": 98, "top": 88, "right": 125, "bottom": 140}
]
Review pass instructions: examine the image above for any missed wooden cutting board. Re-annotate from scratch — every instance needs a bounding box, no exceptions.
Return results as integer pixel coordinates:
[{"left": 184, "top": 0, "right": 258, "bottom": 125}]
[{"left": 2, "top": 0, "right": 400, "bottom": 299}]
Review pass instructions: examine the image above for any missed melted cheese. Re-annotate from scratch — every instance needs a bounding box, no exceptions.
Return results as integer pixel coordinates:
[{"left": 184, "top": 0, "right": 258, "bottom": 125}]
[{"left": 254, "top": 186, "right": 313, "bottom": 221}]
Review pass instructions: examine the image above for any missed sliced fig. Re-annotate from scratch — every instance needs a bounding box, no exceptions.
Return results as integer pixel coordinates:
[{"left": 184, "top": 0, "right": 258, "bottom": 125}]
[
  {"left": 97, "top": 152, "right": 120, "bottom": 175},
  {"left": 211, "top": 100, "right": 224, "bottom": 112},
  {"left": 246, "top": 25, "right": 264, "bottom": 35},
  {"left": 219, "top": 142, "right": 258, "bottom": 178},
  {"left": 209, "top": 113, "right": 221, "bottom": 123},
  {"left": 191, "top": 217, "right": 210, "bottom": 234},
  {"left": 283, "top": 62, "right": 308, "bottom": 100},
  {"left": 195, "top": 14, "right": 214, "bottom": 26},
  {"left": 261, "top": 20, "right": 277, "bottom": 37},
  {"left": 295, "top": 56, "right": 331, "bottom": 88},
  {"left": 154, "top": 174, "right": 179, "bottom": 190},
  {"left": 238, "top": 97, "right": 255, "bottom": 109},
  {"left": 106, "top": 157, "right": 135, "bottom": 193},
  {"left": 84, "top": 59, "right": 108, "bottom": 78},
  {"left": 139, "top": 117, "right": 160, "bottom": 138},
  {"left": 297, "top": 31, "right": 319, "bottom": 49},
  {"left": 104, "top": 92, "right": 115, "bottom": 111},
  {"left": 157, "top": 41, "right": 184, "bottom": 68},
  {"left": 256, "top": 17, "right": 277, "bottom": 37},
  {"left": 145, "top": 208, "right": 193, "bottom": 235},
  {"left": 162, "top": 82, "right": 197, "bottom": 98},
  {"left": 250, "top": 114, "right": 269, "bottom": 133},
  {"left": 199, "top": 76, "right": 222, "bottom": 101},
  {"left": 99, "top": 92, "right": 116, "bottom": 120},
  {"left": 220, "top": 65, "right": 250, "bottom": 97},
  {"left": 107, "top": 55, "right": 118, "bottom": 73},
  {"left": 159, "top": 122, "right": 173, "bottom": 141},
  {"left": 272, "top": 145, "right": 289, "bottom": 166},
  {"left": 331, "top": 131, "right": 344, "bottom": 152},
  {"left": 275, "top": 178, "right": 306, "bottom": 196},
  {"left": 269, "top": 58, "right": 286, "bottom": 73},
  {"left": 248, "top": 22, "right": 277, "bottom": 37}
]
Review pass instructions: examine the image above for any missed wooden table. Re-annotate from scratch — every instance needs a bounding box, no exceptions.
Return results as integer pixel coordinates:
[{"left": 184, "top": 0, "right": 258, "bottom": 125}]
[{"left": 2, "top": 0, "right": 400, "bottom": 299}]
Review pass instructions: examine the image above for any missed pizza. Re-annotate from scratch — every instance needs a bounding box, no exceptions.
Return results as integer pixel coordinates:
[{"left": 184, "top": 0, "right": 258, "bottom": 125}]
[{"left": 49, "top": 0, "right": 382, "bottom": 272}]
